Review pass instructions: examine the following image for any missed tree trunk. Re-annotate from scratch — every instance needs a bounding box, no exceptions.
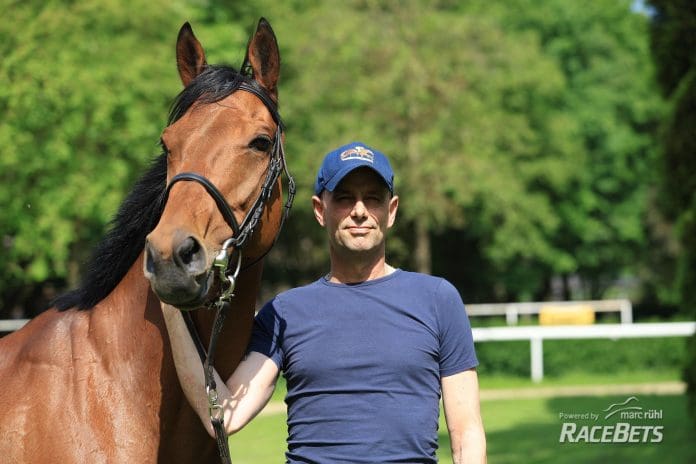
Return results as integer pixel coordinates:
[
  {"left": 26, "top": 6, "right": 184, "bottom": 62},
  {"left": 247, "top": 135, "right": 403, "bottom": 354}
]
[{"left": 414, "top": 218, "right": 431, "bottom": 275}]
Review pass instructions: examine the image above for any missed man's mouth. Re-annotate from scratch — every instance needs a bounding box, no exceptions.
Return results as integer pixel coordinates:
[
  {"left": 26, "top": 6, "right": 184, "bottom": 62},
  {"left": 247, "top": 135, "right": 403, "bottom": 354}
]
[{"left": 347, "top": 226, "right": 372, "bottom": 234}]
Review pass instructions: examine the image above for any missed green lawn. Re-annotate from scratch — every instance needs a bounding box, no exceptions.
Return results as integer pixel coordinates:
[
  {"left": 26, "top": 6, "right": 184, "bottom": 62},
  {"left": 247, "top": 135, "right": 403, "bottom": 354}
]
[
  {"left": 477, "top": 394, "right": 695, "bottom": 464},
  {"left": 478, "top": 369, "right": 683, "bottom": 390},
  {"left": 228, "top": 371, "right": 696, "bottom": 463},
  {"left": 228, "top": 412, "right": 288, "bottom": 463}
]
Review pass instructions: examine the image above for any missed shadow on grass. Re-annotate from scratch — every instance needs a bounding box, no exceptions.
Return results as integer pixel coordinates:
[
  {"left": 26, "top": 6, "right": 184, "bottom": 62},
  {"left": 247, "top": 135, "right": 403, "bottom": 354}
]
[{"left": 439, "top": 395, "right": 696, "bottom": 464}]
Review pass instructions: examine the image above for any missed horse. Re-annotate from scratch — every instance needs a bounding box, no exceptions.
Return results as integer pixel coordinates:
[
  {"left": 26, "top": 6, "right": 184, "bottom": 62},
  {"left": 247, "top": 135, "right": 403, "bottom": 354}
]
[{"left": 0, "top": 18, "right": 291, "bottom": 463}]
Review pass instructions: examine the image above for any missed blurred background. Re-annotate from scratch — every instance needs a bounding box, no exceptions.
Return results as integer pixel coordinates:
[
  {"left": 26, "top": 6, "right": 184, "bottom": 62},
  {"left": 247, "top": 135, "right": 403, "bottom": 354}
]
[{"left": 1, "top": 0, "right": 695, "bottom": 461}]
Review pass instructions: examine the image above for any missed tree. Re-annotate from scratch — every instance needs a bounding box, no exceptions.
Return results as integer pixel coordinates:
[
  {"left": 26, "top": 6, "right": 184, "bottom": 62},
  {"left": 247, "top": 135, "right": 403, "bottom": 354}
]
[
  {"left": 0, "top": 0, "right": 196, "bottom": 315},
  {"left": 184, "top": 0, "right": 665, "bottom": 304},
  {"left": 645, "top": 0, "right": 696, "bottom": 424},
  {"left": 262, "top": 0, "right": 571, "bottom": 291},
  {"left": 468, "top": 0, "right": 665, "bottom": 300},
  {"left": 1, "top": 0, "right": 668, "bottom": 315}
]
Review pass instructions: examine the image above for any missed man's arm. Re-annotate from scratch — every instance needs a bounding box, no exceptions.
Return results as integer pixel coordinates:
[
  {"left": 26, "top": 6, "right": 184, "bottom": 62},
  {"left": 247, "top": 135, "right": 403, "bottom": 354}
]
[
  {"left": 441, "top": 368, "right": 486, "bottom": 464},
  {"left": 161, "top": 303, "right": 280, "bottom": 437}
]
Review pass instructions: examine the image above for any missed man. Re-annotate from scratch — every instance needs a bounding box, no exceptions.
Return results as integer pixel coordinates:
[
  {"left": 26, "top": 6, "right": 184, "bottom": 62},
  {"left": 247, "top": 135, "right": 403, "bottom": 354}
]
[{"left": 162, "top": 142, "right": 486, "bottom": 463}]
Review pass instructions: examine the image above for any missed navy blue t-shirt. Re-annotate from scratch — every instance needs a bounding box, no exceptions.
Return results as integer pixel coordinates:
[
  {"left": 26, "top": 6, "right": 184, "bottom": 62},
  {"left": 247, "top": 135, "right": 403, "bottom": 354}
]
[{"left": 248, "top": 270, "right": 478, "bottom": 463}]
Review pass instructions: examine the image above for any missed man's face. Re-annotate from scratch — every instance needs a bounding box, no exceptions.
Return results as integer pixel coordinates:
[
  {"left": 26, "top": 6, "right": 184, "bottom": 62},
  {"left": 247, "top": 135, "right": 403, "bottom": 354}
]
[{"left": 312, "top": 167, "right": 399, "bottom": 257}]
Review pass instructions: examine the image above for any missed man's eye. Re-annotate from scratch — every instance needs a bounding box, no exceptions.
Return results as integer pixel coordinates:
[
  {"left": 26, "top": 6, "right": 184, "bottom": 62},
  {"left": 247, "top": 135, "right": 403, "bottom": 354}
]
[{"left": 249, "top": 136, "right": 273, "bottom": 153}]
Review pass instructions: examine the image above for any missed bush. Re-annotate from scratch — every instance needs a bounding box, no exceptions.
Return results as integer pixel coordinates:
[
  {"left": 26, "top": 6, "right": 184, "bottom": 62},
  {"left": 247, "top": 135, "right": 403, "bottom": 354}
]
[{"left": 475, "top": 336, "right": 687, "bottom": 378}]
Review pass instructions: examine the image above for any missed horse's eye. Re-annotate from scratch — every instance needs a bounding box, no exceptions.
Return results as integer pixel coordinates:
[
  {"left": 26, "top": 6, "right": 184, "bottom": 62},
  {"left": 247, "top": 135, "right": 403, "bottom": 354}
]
[{"left": 249, "top": 136, "right": 273, "bottom": 153}]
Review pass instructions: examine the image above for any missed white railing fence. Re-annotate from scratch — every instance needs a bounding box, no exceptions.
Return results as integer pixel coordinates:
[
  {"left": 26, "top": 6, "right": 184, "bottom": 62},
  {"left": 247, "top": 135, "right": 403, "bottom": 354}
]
[
  {"left": 472, "top": 322, "right": 696, "bottom": 382},
  {"left": 467, "top": 299, "right": 633, "bottom": 325},
  {"left": 0, "top": 319, "right": 29, "bottom": 332}
]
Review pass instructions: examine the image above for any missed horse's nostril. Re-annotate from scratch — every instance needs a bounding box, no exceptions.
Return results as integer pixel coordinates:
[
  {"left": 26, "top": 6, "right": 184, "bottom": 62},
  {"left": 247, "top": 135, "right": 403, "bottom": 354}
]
[
  {"left": 178, "top": 237, "right": 199, "bottom": 265},
  {"left": 144, "top": 242, "right": 156, "bottom": 275},
  {"left": 174, "top": 236, "right": 206, "bottom": 275}
]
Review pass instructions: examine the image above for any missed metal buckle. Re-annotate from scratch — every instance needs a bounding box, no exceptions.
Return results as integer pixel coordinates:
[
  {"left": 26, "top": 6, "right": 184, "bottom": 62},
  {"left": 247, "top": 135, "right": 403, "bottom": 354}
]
[
  {"left": 214, "top": 239, "right": 242, "bottom": 303},
  {"left": 206, "top": 386, "right": 224, "bottom": 422}
]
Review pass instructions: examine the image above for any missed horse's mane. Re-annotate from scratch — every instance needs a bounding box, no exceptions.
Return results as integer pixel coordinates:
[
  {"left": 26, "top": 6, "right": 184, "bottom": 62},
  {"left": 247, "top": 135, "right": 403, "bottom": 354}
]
[{"left": 53, "top": 65, "right": 255, "bottom": 311}]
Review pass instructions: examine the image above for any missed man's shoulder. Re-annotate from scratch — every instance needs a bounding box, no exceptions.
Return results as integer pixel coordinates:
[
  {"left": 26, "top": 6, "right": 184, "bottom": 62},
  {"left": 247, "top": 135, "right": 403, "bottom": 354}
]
[
  {"left": 394, "top": 270, "right": 450, "bottom": 289},
  {"left": 393, "top": 271, "right": 464, "bottom": 310},
  {"left": 257, "top": 279, "right": 324, "bottom": 322},
  {"left": 273, "top": 278, "right": 325, "bottom": 303}
]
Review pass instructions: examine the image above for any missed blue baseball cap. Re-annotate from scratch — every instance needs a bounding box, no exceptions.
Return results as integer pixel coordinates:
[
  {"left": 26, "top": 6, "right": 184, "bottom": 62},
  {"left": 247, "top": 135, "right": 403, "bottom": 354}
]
[{"left": 314, "top": 142, "right": 394, "bottom": 195}]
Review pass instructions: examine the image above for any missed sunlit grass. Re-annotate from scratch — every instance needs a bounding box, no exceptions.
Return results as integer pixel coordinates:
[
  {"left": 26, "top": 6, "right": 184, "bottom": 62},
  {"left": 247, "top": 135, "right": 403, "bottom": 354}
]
[
  {"left": 479, "top": 369, "right": 683, "bottom": 390},
  {"left": 229, "top": 369, "right": 693, "bottom": 463}
]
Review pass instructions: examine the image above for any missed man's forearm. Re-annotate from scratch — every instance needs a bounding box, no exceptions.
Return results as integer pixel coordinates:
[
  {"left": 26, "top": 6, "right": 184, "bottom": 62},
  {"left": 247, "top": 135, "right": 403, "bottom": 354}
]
[
  {"left": 442, "top": 370, "right": 487, "bottom": 464},
  {"left": 451, "top": 426, "right": 487, "bottom": 464},
  {"left": 161, "top": 304, "right": 278, "bottom": 437},
  {"left": 161, "top": 304, "right": 233, "bottom": 437}
]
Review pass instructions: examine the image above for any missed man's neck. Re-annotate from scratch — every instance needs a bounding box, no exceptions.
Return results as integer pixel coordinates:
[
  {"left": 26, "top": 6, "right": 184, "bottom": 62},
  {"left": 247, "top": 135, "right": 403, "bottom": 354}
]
[{"left": 326, "top": 256, "right": 395, "bottom": 284}]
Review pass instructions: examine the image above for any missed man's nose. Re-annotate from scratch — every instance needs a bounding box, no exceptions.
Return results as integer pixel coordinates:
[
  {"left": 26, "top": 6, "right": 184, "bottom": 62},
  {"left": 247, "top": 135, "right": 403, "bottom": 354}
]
[{"left": 351, "top": 199, "right": 367, "bottom": 218}]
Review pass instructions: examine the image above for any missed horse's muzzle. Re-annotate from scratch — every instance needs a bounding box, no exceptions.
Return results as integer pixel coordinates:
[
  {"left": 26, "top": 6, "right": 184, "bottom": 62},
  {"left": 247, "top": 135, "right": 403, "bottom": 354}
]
[{"left": 143, "top": 234, "right": 213, "bottom": 309}]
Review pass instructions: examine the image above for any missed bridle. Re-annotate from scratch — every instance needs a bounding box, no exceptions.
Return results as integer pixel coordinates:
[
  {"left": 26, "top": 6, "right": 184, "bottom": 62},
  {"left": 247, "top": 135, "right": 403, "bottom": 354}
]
[{"left": 159, "top": 79, "right": 295, "bottom": 464}]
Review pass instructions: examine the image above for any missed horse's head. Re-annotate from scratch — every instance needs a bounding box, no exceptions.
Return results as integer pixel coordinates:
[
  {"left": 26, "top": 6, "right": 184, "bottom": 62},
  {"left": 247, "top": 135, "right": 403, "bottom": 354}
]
[{"left": 144, "top": 19, "right": 290, "bottom": 310}]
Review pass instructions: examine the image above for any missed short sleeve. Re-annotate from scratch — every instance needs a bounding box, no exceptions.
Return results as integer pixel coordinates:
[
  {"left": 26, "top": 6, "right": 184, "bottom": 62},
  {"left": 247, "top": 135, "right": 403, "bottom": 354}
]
[
  {"left": 247, "top": 297, "right": 285, "bottom": 369},
  {"left": 435, "top": 279, "right": 479, "bottom": 377}
]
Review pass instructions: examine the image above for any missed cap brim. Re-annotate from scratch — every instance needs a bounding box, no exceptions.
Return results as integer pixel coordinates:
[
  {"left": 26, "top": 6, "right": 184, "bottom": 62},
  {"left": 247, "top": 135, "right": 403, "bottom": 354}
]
[{"left": 322, "top": 163, "right": 392, "bottom": 193}]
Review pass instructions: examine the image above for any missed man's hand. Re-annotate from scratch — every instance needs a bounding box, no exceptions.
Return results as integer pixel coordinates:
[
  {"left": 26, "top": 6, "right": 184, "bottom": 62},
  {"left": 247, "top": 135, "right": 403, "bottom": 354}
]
[{"left": 161, "top": 303, "right": 280, "bottom": 437}]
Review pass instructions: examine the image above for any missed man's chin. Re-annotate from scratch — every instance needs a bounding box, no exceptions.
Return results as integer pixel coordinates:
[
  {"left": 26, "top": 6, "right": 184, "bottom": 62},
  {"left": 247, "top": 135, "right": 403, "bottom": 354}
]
[{"left": 341, "top": 239, "right": 384, "bottom": 253}]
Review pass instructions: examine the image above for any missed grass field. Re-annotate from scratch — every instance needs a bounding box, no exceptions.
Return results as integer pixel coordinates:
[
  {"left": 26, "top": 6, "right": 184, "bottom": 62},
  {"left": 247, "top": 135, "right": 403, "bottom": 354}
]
[{"left": 228, "top": 370, "right": 696, "bottom": 463}]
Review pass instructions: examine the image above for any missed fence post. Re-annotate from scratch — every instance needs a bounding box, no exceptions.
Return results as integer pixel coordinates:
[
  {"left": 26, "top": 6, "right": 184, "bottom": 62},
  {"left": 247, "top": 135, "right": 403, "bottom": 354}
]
[
  {"left": 620, "top": 300, "right": 633, "bottom": 324},
  {"left": 506, "top": 307, "right": 519, "bottom": 325},
  {"left": 530, "top": 337, "right": 544, "bottom": 382}
]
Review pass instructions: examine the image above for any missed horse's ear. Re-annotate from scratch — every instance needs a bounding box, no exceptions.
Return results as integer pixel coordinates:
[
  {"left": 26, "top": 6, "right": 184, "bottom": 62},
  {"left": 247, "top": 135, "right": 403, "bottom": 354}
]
[
  {"left": 244, "top": 18, "right": 280, "bottom": 101},
  {"left": 176, "top": 22, "right": 207, "bottom": 87}
]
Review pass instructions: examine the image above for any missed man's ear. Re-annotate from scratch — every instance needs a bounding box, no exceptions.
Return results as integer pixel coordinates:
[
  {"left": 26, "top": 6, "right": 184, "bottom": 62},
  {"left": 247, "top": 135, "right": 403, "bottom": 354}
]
[
  {"left": 312, "top": 195, "right": 326, "bottom": 227},
  {"left": 387, "top": 195, "right": 399, "bottom": 228}
]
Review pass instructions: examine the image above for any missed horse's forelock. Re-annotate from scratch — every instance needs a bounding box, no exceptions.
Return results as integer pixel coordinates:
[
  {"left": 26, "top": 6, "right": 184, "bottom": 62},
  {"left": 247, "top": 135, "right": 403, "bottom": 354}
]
[{"left": 168, "top": 65, "right": 250, "bottom": 125}]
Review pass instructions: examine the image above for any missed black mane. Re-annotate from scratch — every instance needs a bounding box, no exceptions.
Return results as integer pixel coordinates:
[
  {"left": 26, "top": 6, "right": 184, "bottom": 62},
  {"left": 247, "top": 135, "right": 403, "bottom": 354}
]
[
  {"left": 53, "top": 64, "right": 255, "bottom": 311},
  {"left": 168, "top": 65, "right": 262, "bottom": 124}
]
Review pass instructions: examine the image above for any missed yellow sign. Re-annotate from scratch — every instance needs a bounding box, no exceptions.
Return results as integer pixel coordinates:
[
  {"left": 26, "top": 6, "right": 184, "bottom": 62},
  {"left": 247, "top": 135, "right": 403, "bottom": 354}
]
[{"left": 539, "top": 304, "right": 595, "bottom": 325}]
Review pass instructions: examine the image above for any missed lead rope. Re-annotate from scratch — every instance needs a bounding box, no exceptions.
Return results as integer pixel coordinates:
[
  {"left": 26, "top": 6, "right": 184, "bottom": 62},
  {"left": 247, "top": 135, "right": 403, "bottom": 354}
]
[
  {"left": 203, "top": 247, "right": 242, "bottom": 464},
  {"left": 181, "top": 291, "right": 234, "bottom": 464},
  {"left": 181, "top": 307, "right": 233, "bottom": 464},
  {"left": 206, "top": 299, "right": 233, "bottom": 464}
]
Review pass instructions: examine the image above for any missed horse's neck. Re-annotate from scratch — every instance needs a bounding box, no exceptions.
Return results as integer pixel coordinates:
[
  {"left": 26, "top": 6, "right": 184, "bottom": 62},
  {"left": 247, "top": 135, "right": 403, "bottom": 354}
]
[
  {"left": 189, "top": 260, "right": 264, "bottom": 379},
  {"left": 92, "top": 253, "right": 262, "bottom": 380},
  {"left": 86, "top": 253, "right": 168, "bottom": 364}
]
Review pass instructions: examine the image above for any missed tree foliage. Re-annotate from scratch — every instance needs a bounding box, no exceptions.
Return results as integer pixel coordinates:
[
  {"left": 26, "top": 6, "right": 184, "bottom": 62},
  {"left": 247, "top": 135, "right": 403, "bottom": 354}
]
[
  {"left": 272, "top": 0, "right": 662, "bottom": 302},
  {"left": 0, "top": 0, "right": 195, "bottom": 314},
  {"left": 0, "top": 1, "right": 669, "bottom": 316},
  {"left": 460, "top": 0, "right": 665, "bottom": 299},
  {"left": 645, "top": 0, "right": 696, "bottom": 425},
  {"left": 275, "top": 0, "right": 570, "bottom": 286}
]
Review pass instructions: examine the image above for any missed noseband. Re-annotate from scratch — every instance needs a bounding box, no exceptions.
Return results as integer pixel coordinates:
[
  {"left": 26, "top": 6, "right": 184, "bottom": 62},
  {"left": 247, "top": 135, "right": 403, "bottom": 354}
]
[{"left": 159, "top": 80, "right": 295, "bottom": 464}]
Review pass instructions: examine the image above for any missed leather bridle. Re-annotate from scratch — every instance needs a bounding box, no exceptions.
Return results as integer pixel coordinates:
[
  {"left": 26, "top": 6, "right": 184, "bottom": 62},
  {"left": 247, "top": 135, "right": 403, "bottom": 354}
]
[{"left": 159, "top": 80, "right": 295, "bottom": 464}]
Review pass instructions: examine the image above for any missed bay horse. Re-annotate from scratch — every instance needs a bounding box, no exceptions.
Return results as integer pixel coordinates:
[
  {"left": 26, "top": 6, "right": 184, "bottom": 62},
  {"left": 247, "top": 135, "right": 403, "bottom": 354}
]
[{"left": 0, "top": 18, "right": 291, "bottom": 463}]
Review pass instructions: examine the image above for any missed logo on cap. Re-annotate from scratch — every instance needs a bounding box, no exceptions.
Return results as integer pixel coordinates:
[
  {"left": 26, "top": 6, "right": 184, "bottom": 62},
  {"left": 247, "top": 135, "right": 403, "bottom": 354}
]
[{"left": 340, "top": 146, "right": 374, "bottom": 163}]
